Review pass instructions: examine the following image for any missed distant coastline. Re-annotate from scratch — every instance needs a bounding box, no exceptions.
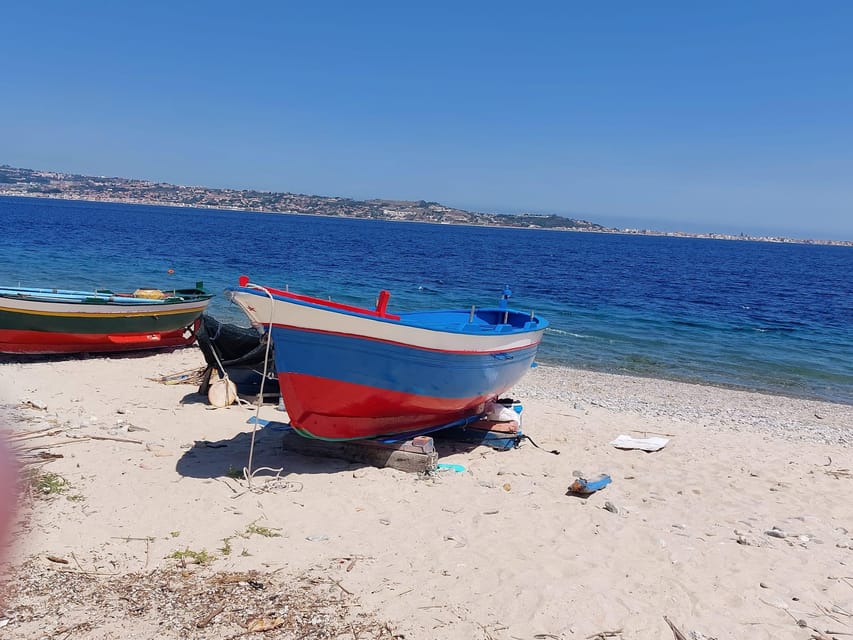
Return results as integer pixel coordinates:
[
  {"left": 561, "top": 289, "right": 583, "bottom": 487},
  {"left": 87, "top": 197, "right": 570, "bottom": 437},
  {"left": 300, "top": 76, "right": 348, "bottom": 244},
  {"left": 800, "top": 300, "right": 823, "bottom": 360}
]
[{"left": 1, "top": 164, "right": 849, "bottom": 246}]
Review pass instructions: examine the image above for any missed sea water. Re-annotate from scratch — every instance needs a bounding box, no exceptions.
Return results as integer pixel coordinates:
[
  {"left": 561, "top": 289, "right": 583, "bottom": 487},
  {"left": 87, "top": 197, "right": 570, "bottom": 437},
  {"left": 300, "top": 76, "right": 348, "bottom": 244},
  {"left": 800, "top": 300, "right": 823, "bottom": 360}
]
[{"left": 1, "top": 196, "right": 851, "bottom": 404}]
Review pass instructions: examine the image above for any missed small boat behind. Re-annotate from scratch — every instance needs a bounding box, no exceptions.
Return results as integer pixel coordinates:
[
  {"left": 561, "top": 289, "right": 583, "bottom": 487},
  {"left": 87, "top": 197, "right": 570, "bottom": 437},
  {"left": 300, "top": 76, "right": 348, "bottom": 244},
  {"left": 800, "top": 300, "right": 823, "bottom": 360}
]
[
  {"left": 226, "top": 276, "right": 548, "bottom": 441},
  {"left": 0, "top": 282, "right": 213, "bottom": 355}
]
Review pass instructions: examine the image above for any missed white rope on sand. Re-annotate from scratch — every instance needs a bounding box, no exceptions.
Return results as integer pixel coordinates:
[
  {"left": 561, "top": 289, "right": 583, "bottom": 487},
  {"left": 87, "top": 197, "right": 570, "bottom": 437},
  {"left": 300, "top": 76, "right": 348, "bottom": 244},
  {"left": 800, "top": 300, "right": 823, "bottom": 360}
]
[{"left": 240, "top": 282, "right": 284, "bottom": 490}]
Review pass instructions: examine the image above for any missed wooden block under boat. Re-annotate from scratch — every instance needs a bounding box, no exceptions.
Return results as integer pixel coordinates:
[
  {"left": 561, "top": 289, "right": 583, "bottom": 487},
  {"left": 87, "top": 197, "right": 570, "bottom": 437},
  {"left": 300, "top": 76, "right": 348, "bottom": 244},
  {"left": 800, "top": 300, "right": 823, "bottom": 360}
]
[
  {"left": 281, "top": 432, "right": 437, "bottom": 474},
  {"left": 466, "top": 418, "right": 520, "bottom": 434}
]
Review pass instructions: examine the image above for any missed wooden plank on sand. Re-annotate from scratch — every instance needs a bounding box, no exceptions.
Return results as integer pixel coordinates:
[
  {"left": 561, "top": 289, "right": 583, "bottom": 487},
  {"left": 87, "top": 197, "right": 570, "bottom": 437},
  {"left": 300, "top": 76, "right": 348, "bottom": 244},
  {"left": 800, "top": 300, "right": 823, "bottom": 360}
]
[{"left": 281, "top": 432, "right": 437, "bottom": 474}]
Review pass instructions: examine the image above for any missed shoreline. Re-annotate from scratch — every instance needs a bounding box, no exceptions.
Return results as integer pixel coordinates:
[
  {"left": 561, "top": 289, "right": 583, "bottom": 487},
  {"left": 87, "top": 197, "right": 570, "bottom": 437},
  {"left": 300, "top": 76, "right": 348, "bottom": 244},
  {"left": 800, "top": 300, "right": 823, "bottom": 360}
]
[
  {"left": 535, "top": 356, "right": 853, "bottom": 410},
  {"left": 1, "top": 347, "right": 852, "bottom": 639},
  {"left": 517, "top": 363, "right": 853, "bottom": 443}
]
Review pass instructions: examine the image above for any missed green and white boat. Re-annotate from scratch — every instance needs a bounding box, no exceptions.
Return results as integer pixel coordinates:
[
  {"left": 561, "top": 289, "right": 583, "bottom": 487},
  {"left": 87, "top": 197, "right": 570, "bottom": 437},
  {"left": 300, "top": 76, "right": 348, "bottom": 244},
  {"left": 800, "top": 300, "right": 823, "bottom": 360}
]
[{"left": 0, "top": 283, "right": 212, "bottom": 354}]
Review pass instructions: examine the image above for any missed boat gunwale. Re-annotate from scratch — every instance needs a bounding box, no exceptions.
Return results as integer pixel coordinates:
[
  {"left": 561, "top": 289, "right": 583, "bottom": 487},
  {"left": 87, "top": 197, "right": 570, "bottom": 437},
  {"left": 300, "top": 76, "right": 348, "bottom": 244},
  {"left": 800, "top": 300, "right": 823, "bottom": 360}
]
[
  {"left": 0, "top": 286, "right": 213, "bottom": 307},
  {"left": 228, "top": 285, "right": 549, "bottom": 336}
]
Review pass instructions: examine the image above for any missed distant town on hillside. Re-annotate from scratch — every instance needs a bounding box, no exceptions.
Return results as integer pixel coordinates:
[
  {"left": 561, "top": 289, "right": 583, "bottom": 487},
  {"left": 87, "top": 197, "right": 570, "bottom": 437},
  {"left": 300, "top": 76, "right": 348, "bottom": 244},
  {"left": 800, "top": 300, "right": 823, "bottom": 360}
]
[{"left": 0, "top": 165, "right": 848, "bottom": 246}]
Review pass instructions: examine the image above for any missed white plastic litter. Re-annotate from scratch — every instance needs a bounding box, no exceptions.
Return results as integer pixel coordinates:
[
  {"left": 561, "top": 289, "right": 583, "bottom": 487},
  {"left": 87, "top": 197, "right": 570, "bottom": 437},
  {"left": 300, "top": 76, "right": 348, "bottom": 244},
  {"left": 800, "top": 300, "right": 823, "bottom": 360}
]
[
  {"left": 610, "top": 434, "right": 669, "bottom": 452},
  {"left": 484, "top": 402, "right": 518, "bottom": 422}
]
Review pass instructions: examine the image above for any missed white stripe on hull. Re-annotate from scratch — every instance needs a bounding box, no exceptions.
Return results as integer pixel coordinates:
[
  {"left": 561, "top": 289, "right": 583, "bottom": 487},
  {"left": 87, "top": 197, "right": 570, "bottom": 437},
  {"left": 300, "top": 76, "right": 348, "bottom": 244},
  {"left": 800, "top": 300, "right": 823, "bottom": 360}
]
[{"left": 230, "top": 291, "right": 543, "bottom": 353}]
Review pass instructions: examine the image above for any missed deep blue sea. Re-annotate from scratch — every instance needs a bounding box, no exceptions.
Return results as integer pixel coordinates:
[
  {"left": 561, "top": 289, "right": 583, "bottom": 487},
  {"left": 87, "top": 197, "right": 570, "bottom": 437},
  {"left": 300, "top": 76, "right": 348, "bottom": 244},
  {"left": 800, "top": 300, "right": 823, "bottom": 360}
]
[{"left": 2, "top": 196, "right": 851, "bottom": 405}]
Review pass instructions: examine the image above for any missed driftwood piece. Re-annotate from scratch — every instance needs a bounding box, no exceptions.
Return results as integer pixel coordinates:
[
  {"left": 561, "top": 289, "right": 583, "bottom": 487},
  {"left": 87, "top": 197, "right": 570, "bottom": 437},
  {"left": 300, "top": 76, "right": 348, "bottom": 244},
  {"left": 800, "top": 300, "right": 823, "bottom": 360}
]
[
  {"left": 9, "top": 427, "right": 64, "bottom": 442},
  {"left": 18, "top": 438, "right": 90, "bottom": 452},
  {"left": 282, "top": 432, "right": 437, "bottom": 473},
  {"left": 87, "top": 434, "right": 144, "bottom": 445},
  {"left": 664, "top": 616, "right": 689, "bottom": 640},
  {"left": 196, "top": 604, "right": 224, "bottom": 628}
]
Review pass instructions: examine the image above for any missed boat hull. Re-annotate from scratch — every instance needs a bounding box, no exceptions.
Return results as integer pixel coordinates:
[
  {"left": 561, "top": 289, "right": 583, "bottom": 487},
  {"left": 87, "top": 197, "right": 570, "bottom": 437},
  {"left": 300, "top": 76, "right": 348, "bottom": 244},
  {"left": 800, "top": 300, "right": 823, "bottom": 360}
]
[
  {"left": 228, "top": 284, "right": 546, "bottom": 440},
  {"left": 0, "top": 288, "right": 211, "bottom": 354}
]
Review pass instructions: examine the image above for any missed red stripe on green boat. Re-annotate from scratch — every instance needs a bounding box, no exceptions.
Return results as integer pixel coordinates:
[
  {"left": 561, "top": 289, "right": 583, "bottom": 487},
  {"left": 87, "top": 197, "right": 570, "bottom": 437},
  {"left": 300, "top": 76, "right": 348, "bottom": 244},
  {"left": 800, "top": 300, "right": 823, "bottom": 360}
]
[{"left": 0, "top": 322, "right": 201, "bottom": 354}]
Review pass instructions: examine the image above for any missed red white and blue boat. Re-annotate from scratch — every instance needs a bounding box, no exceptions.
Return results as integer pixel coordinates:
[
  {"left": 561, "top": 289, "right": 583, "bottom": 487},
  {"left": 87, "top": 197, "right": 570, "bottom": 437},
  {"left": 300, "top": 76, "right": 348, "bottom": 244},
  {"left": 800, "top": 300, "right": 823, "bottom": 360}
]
[
  {"left": 0, "top": 283, "right": 212, "bottom": 355},
  {"left": 227, "top": 276, "right": 548, "bottom": 441}
]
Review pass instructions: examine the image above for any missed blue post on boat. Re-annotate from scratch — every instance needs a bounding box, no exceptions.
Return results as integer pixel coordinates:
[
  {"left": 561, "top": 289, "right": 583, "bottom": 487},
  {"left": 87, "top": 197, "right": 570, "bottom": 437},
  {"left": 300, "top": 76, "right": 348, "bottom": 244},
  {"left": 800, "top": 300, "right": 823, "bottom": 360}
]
[{"left": 499, "top": 285, "right": 512, "bottom": 309}]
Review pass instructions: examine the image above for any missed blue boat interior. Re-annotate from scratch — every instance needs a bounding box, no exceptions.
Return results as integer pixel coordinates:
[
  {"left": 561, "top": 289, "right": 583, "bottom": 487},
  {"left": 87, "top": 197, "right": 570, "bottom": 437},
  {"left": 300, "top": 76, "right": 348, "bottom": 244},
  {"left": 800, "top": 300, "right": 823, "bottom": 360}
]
[{"left": 399, "top": 308, "right": 547, "bottom": 335}]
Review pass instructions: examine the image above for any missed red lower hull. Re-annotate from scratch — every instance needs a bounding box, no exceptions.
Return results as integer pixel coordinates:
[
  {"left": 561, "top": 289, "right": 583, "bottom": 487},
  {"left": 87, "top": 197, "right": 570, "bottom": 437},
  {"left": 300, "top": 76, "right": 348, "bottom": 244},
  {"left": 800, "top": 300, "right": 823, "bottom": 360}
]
[
  {"left": 0, "top": 321, "right": 200, "bottom": 355},
  {"left": 281, "top": 372, "right": 490, "bottom": 440}
]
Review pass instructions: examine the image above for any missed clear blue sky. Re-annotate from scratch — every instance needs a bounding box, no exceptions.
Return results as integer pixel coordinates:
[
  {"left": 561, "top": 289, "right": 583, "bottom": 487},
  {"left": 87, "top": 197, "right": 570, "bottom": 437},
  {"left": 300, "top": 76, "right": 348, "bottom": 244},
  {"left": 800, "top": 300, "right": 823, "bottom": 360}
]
[{"left": 2, "top": 1, "right": 851, "bottom": 240}]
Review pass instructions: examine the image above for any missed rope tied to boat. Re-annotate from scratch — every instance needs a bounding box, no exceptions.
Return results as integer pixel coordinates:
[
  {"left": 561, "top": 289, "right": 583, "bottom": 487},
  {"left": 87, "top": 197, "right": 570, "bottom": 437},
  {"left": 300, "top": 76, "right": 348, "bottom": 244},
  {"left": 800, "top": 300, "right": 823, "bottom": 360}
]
[{"left": 241, "top": 281, "right": 284, "bottom": 490}]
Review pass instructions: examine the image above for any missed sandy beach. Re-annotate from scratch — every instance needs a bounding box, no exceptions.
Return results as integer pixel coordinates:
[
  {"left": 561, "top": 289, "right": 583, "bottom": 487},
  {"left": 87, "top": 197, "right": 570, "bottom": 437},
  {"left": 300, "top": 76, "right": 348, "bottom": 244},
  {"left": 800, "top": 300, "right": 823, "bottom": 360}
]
[{"left": 1, "top": 347, "right": 852, "bottom": 640}]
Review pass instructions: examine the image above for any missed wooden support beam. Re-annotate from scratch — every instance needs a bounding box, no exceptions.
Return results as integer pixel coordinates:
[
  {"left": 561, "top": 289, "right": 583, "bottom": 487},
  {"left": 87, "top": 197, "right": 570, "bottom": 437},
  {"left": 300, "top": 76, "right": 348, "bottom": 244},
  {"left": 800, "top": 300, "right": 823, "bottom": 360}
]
[
  {"left": 281, "top": 432, "right": 437, "bottom": 474},
  {"left": 467, "top": 418, "right": 520, "bottom": 434}
]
